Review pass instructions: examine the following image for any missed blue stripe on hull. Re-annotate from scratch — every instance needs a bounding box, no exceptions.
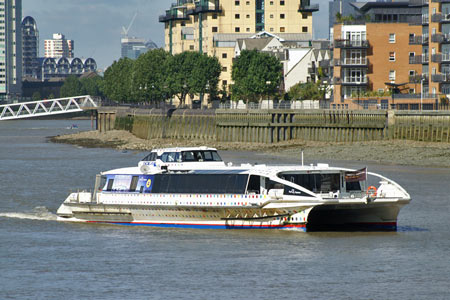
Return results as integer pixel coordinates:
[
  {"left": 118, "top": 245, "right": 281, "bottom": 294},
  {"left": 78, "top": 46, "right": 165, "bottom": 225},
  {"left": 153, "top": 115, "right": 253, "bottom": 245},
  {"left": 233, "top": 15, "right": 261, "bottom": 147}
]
[{"left": 86, "top": 221, "right": 307, "bottom": 231}]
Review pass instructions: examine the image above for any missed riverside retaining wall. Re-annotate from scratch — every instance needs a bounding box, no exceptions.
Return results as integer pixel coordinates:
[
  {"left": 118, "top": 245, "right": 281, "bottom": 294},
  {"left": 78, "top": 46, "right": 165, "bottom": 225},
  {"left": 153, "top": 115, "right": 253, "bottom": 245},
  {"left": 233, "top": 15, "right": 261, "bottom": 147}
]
[{"left": 97, "top": 107, "right": 450, "bottom": 143}]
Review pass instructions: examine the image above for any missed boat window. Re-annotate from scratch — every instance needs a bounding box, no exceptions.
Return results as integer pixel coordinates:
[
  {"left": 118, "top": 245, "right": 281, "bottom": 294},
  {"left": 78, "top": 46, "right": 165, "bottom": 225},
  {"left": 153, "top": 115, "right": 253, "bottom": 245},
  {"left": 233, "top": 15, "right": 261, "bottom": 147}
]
[
  {"left": 281, "top": 173, "right": 340, "bottom": 193},
  {"left": 266, "top": 178, "right": 284, "bottom": 190},
  {"left": 160, "top": 152, "right": 181, "bottom": 162},
  {"left": 346, "top": 181, "right": 362, "bottom": 191},
  {"left": 130, "top": 176, "right": 139, "bottom": 191},
  {"left": 106, "top": 179, "right": 114, "bottom": 191},
  {"left": 152, "top": 174, "right": 248, "bottom": 194},
  {"left": 210, "top": 151, "right": 222, "bottom": 161},
  {"left": 142, "top": 152, "right": 157, "bottom": 161},
  {"left": 247, "top": 175, "right": 260, "bottom": 194}
]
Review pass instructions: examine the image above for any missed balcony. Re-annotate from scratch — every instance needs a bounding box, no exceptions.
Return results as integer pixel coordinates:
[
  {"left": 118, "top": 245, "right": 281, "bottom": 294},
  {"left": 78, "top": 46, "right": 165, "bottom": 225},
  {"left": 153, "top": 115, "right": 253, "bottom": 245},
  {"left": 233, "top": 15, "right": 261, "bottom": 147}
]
[
  {"left": 409, "top": 54, "right": 429, "bottom": 64},
  {"left": 334, "top": 58, "right": 369, "bottom": 67},
  {"left": 431, "top": 73, "right": 450, "bottom": 82},
  {"left": 431, "top": 33, "right": 450, "bottom": 43},
  {"left": 298, "top": 0, "right": 319, "bottom": 13},
  {"left": 409, "top": 35, "right": 429, "bottom": 45},
  {"left": 409, "top": 74, "right": 429, "bottom": 83},
  {"left": 334, "top": 40, "right": 370, "bottom": 49},
  {"left": 431, "top": 13, "right": 450, "bottom": 23},
  {"left": 187, "top": 0, "right": 222, "bottom": 15},
  {"left": 431, "top": 53, "right": 450, "bottom": 63},
  {"left": 410, "top": 0, "right": 429, "bottom": 6},
  {"left": 336, "top": 77, "right": 368, "bottom": 86},
  {"left": 159, "top": 8, "right": 190, "bottom": 22}
]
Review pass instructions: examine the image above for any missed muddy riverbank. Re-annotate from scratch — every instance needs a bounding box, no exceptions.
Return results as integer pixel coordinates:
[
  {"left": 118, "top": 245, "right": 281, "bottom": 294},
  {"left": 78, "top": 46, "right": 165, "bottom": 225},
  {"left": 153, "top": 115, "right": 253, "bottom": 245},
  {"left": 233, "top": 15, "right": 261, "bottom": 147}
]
[{"left": 49, "top": 129, "right": 450, "bottom": 167}]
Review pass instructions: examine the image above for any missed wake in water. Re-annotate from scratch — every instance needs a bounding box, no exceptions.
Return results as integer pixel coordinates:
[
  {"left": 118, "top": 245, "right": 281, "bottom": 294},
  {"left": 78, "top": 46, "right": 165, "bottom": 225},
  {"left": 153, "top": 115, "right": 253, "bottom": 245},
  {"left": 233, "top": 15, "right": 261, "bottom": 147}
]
[{"left": 0, "top": 206, "right": 58, "bottom": 221}]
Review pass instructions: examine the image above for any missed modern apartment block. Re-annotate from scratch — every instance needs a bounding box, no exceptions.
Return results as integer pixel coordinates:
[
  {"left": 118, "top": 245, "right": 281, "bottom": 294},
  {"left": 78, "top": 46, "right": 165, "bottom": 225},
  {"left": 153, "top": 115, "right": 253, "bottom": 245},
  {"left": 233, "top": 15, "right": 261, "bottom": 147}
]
[
  {"left": 332, "top": 1, "right": 435, "bottom": 108},
  {"left": 44, "top": 33, "right": 74, "bottom": 58},
  {"left": 0, "top": 0, "right": 22, "bottom": 99},
  {"left": 413, "top": 0, "right": 450, "bottom": 96},
  {"left": 159, "top": 0, "right": 318, "bottom": 91},
  {"left": 22, "top": 16, "right": 39, "bottom": 79}
]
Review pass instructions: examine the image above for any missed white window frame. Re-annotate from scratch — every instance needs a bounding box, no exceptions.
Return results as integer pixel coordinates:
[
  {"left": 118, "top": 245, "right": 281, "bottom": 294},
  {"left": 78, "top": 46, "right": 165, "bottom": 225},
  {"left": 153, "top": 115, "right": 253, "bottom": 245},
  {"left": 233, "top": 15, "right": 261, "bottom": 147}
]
[
  {"left": 389, "top": 70, "right": 396, "bottom": 81},
  {"left": 389, "top": 33, "right": 396, "bottom": 43},
  {"left": 389, "top": 52, "right": 396, "bottom": 62}
]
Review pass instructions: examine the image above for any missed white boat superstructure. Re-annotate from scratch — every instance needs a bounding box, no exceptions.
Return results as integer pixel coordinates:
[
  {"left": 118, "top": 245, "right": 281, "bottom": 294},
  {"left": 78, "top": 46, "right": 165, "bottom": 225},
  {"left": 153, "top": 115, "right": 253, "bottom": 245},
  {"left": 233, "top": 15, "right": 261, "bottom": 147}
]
[{"left": 57, "top": 147, "right": 411, "bottom": 231}]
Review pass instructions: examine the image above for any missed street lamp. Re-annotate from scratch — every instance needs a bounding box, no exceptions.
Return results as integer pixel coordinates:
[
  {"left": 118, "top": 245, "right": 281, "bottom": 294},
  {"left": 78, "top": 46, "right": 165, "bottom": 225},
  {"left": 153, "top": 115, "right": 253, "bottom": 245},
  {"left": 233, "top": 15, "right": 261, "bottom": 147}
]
[{"left": 420, "top": 76, "right": 424, "bottom": 111}]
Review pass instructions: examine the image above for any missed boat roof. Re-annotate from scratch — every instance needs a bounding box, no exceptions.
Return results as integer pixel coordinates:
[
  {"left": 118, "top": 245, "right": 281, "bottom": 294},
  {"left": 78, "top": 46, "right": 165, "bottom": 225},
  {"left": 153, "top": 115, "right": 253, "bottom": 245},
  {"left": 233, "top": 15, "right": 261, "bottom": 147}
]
[
  {"left": 102, "top": 163, "right": 354, "bottom": 177},
  {"left": 149, "top": 146, "right": 218, "bottom": 153}
]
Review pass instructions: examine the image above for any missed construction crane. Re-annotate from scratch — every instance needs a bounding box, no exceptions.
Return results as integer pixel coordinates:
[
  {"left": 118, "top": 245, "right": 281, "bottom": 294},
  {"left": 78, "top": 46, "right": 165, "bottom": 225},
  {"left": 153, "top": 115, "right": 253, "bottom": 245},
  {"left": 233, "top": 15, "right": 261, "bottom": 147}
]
[{"left": 122, "top": 12, "right": 138, "bottom": 38}]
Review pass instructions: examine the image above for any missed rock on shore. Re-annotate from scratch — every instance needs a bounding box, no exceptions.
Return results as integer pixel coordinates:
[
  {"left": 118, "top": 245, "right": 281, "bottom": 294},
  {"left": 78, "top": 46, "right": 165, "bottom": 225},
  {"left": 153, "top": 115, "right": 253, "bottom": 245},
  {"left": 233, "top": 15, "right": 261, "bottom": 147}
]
[{"left": 49, "top": 129, "right": 450, "bottom": 167}]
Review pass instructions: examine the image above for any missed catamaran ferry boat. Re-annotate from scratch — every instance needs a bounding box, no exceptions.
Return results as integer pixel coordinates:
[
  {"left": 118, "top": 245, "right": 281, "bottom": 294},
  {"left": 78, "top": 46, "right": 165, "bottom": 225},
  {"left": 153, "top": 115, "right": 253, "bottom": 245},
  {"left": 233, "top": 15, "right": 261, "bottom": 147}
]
[{"left": 57, "top": 147, "right": 411, "bottom": 231}]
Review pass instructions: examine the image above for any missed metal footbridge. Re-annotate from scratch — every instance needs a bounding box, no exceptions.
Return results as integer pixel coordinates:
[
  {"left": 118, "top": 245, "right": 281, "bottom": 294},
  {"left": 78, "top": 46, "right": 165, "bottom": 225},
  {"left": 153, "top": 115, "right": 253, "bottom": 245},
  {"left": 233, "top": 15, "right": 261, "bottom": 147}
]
[{"left": 0, "top": 95, "right": 98, "bottom": 121}]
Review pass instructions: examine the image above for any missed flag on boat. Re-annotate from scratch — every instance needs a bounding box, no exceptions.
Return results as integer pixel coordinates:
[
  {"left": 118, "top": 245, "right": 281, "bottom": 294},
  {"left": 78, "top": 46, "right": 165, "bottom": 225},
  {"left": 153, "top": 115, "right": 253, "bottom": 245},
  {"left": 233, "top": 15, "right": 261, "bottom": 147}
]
[{"left": 345, "top": 167, "right": 367, "bottom": 182}]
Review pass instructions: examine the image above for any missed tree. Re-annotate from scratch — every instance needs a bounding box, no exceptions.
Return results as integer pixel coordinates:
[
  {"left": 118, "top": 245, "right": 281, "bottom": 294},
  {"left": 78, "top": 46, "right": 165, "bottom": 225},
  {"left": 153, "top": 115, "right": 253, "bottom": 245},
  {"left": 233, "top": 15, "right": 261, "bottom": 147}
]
[
  {"left": 288, "top": 81, "right": 328, "bottom": 100},
  {"left": 231, "top": 49, "right": 283, "bottom": 103},
  {"left": 132, "top": 49, "right": 171, "bottom": 105},
  {"left": 60, "top": 75, "right": 85, "bottom": 98},
  {"left": 103, "top": 58, "right": 134, "bottom": 102},
  {"left": 80, "top": 75, "right": 104, "bottom": 98},
  {"left": 166, "top": 51, "right": 221, "bottom": 107}
]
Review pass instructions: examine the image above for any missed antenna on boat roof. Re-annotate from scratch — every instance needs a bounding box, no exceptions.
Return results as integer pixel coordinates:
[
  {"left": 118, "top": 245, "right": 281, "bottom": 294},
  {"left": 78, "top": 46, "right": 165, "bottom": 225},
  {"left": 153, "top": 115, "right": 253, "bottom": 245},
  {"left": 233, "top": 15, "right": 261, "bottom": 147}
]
[{"left": 301, "top": 149, "right": 304, "bottom": 166}]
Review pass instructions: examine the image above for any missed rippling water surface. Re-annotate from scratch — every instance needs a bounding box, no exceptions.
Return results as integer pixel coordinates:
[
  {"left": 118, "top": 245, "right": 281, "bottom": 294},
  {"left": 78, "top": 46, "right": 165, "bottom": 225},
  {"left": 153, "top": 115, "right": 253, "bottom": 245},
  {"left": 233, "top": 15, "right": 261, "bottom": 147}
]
[{"left": 1, "top": 120, "right": 449, "bottom": 299}]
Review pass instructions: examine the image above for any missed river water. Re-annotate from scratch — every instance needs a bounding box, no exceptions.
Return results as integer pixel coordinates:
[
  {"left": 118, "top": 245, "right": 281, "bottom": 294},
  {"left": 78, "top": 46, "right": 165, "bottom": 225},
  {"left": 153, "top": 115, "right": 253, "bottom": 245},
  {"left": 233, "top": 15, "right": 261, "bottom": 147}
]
[{"left": 1, "top": 119, "right": 449, "bottom": 299}]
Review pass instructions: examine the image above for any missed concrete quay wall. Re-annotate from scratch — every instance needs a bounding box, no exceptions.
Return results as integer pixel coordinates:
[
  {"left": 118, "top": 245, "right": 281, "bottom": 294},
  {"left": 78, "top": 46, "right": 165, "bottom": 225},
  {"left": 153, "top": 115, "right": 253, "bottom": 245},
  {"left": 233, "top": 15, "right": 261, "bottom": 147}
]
[{"left": 96, "top": 107, "right": 450, "bottom": 143}]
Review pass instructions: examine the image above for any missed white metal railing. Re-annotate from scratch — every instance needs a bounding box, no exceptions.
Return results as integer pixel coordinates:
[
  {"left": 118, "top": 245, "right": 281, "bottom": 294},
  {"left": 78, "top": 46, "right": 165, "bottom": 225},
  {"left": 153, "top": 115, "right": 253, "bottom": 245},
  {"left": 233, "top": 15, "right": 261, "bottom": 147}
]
[{"left": 0, "top": 95, "right": 98, "bottom": 121}]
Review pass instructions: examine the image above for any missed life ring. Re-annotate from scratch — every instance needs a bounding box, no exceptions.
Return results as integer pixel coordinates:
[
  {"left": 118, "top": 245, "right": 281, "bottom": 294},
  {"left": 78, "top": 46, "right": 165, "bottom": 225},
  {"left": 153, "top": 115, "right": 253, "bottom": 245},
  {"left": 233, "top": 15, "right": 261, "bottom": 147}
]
[{"left": 366, "top": 186, "right": 377, "bottom": 198}]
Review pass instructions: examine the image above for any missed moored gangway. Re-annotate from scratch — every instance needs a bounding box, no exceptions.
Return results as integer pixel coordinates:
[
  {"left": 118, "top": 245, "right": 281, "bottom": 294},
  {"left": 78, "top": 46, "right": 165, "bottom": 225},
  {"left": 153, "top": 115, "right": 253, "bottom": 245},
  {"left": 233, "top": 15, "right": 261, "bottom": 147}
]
[{"left": 0, "top": 95, "right": 98, "bottom": 121}]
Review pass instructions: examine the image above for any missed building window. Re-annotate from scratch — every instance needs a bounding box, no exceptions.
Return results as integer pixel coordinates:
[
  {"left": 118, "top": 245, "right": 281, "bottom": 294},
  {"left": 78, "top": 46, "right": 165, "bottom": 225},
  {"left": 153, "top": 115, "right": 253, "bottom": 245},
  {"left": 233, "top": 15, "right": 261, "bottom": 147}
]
[
  {"left": 246, "top": 14, "right": 250, "bottom": 18},
  {"left": 246, "top": 1, "right": 250, "bottom": 4},
  {"left": 409, "top": 88, "right": 415, "bottom": 94},
  {"left": 212, "top": 27, "right": 218, "bottom": 32},
  {"left": 212, "top": 14, "right": 218, "bottom": 19},
  {"left": 235, "top": 0, "right": 240, "bottom": 5},
  {"left": 189, "top": 45, "right": 194, "bottom": 50},
  {"left": 302, "top": 13, "right": 308, "bottom": 19},
  {"left": 389, "top": 33, "right": 396, "bottom": 43},
  {"left": 280, "top": 27, "right": 285, "bottom": 32},
  {"left": 270, "top": 27, "right": 274, "bottom": 32},
  {"left": 235, "top": 27, "right": 240, "bottom": 32},
  {"left": 222, "top": 53, "right": 227, "bottom": 59},
  {"left": 389, "top": 70, "right": 396, "bottom": 81},
  {"left": 302, "top": 26, "right": 308, "bottom": 33},
  {"left": 280, "top": 0, "right": 285, "bottom": 5},
  {"left": 222, "top": 80, "right": 228, "bottom": 86},
  {"left": 270, "top": 14, "right": 274, "bottom": 18},
  {"left": 389, "top": 52, "right": 396, "bottom": 61},
  {"left": 270, "top": 1, "right": 274, "bottom": 4},
  {"left": 246, "top": 28, "right": 250, "bottom": 32},
  {"left": 280, "top": 14, "right": 285, "bottom": 19},
  {"left": 222, "top": 66, "right": 227, "bottom": 72},
  {"left": 235, "top": 14, "right": 240, "bottom": 19},
  {"left": 409, "top": 70, "right": 415, "bottom": 76}
]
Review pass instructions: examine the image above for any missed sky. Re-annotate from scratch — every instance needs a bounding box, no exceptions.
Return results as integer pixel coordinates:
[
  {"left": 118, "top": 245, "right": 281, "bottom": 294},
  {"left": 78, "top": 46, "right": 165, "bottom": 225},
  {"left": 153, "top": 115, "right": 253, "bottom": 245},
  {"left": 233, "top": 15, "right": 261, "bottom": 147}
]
[{"left": 23, "top": 0, "right": 329, "bottom": 70}]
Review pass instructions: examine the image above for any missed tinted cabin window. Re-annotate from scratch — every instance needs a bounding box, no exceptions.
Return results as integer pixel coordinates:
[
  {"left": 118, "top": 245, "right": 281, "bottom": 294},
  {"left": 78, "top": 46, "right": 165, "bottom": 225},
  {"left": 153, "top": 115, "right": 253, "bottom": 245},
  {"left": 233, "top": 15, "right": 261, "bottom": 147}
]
[
  {"left": 152, "top": 174, "right": 248, "bottom": 194},
  {"left": 142, "top": 152, "right": 157, "bottom": 161},
  {"left": 247, "top": 175, "right": 260, "bottom": 194},
  {"left": 160, "top": 152, "right": 180, "bottom": 162},
  {"left": 281, "top": 174, "right": 340, "bottom": 193},
  {"left": 106, "top": 179, "right": 114, "bottom": 191},
  {"left": 346, "top": 181, "right": 362, "bottom": 191},
  {"left": 130, "top": 176, "right": 139, "bottom": 191}
]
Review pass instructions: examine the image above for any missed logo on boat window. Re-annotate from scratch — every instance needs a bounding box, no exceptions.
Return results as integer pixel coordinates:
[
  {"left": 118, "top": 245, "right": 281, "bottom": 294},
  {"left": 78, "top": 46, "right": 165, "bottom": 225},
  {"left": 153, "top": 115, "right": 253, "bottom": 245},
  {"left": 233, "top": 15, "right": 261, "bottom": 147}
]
[{"left": 146, "top": 179, "right": 152, "bottom": 188}]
